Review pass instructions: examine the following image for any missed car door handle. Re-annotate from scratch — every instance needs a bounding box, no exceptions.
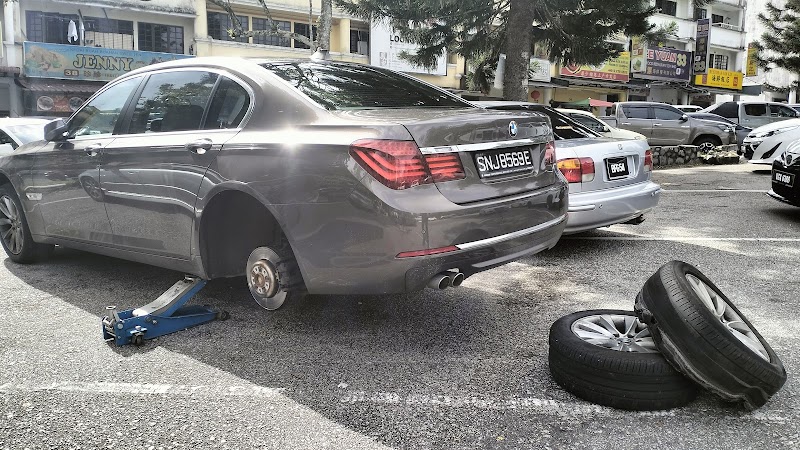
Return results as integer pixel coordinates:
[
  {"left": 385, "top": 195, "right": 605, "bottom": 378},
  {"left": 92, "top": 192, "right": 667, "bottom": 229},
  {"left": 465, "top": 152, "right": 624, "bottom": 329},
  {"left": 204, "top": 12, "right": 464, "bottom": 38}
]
[
  {"left": 185, "top": 138, "right": 213, "bottom": 155},
  {"left": 84, "top": 144, "right": 103, "bottom": 157},
  {"left": 620, "top": 122, "right": 631, "bottom": 126},
  {"left": 653, "top": 123, "right": 662, "bottom": 127}
]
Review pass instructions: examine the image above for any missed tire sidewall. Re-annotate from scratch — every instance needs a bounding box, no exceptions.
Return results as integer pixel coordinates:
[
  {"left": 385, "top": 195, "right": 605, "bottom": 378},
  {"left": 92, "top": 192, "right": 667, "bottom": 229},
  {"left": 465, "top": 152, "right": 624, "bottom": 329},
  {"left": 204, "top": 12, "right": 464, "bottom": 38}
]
[{"left": 0, "top": 185, "right": 34, "bottom": 261}]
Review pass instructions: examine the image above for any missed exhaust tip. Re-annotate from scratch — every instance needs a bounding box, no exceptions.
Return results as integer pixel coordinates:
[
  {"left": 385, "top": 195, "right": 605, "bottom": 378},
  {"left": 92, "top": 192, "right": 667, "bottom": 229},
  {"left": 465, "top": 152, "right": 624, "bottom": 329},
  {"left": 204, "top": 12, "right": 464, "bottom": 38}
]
[
  {"left": 427, "top": 274, "right": 450, "bottom": 290},
  {"left": 450, "top": 272, "right": 465, "bottom": 287}
]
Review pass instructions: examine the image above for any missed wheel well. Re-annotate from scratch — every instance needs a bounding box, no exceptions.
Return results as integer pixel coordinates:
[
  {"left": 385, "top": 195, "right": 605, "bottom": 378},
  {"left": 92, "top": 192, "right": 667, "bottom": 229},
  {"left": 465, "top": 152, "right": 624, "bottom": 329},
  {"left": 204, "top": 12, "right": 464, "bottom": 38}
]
[
  {"left": 199, "top": 190, "right": 286, "bottom": 279},
  {"left": 693, "top": 134, "right": 722, "bottom": 146},
  {"left": 0, "top": 173, "right": 10, "bottom": 187}
]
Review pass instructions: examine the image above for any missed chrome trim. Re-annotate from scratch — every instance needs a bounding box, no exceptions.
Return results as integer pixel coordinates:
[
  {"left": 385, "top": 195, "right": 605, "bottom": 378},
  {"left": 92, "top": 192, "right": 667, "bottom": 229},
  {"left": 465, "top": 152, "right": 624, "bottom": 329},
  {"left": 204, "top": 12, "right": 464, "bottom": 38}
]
[
  {"left": 419, "top": 137, "right": 549, "bottom": 155},
  {"left": 455, "top": 214, "right": 567, "bottom": 251}
]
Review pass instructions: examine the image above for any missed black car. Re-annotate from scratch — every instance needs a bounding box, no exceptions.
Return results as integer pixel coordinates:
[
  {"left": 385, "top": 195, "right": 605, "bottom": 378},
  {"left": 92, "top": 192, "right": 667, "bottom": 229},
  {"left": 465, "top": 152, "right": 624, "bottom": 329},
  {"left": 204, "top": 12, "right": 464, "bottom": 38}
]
[
  {"left": 768, "top": 150, "right": 800, "bottom": 206},
  {"left": 687, "top": 112, "right": 752, "bottom": 153}
]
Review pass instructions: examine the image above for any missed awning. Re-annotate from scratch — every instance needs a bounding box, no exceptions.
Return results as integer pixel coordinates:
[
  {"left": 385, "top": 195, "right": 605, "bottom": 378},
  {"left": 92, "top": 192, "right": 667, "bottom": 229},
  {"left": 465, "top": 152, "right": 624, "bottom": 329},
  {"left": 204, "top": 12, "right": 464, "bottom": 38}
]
[
  {"left": 528, "top": 78, "right": 569, "bottom": 89},
  {"left": 16, "top": 79, "right": 102, "bottom": 94}
]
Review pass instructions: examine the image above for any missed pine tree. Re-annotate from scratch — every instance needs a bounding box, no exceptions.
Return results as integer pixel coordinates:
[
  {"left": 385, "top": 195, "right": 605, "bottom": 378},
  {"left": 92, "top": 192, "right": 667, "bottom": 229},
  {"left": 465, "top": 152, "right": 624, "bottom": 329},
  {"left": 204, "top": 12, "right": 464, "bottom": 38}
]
[
  {"left": 335, "top": 0, "right": 689, "bottom": 100},
  {"left": 754, "top": 0, "right": 800, "bottom": 94}
]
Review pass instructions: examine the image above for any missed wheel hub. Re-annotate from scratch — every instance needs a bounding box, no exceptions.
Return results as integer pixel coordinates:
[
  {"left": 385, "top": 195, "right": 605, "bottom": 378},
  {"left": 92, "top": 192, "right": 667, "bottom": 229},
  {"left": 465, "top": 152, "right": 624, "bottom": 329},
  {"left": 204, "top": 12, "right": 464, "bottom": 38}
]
[
  {"left": 249, "top": 260, "right": 278, "bottom": 298},
  {"left": 571, "top": 314, "right": 658, "bottom": 353}
]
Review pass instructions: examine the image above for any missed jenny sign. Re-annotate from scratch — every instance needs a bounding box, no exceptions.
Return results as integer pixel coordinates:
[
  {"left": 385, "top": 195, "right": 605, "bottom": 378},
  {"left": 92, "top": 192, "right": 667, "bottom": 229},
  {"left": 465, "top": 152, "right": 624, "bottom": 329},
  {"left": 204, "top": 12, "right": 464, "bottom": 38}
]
[
  {"left": 369, "top": 21, "right": 447, "bottom": 76},
  {"left": 631, "top": 45, "right": 691, "bottom": 81},
  {"left": 23, "top": 42, "right": 192, "bottom": 82},
  {"left": 559, "top": 52, "right": 630, "bottom": 82}
]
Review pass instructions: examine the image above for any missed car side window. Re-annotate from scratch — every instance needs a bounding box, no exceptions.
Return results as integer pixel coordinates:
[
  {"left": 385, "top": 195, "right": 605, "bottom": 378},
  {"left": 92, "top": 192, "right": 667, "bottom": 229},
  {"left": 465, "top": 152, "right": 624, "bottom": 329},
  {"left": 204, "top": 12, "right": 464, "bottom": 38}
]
[
  {"left": 128, "top": 71, "right": 219, "bottom": 134},
  {"left": 622, "top": 106, "right": 649, "bottom": 119},
  {"left": 0, "top": 131, "right": 15, "bottom": 149},
  {"left": 743, "top": 103, "right": 767, "bottom": 117},
  {"left": 709, "top": 102, "right": 738, "bottom": 119},
  {"left": 771, "top": 105, "right": 797, "bottom": 118},
  {"left": 569, "top": 114, "right": 603, "bottom": 131},
  {"left": 654, "top": 107, "right": 683, "bottom": 120},
  {"left": 204, "top": 77, "right": 251, "bottom": 129},
  {"left": 68, "top": 77, "right": 141, "bottom": 138}
]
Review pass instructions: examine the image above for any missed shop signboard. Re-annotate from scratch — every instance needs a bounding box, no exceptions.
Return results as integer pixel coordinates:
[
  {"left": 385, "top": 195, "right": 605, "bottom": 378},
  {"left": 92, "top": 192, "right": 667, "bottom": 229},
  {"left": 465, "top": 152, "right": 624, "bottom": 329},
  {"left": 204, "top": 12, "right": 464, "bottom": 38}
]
[
  {"left": 746, "top": 43, "right": 758, "bottom": 77},
  {"left": 529, "top": 58, "right": 551, "bottom": 82},
  {"left": 369, "top": 20, "right": 447, "bottom": 76},
  {"left": 559, "top": 52, "right": 630, "bottom": 82},
  {"left": 632, "top": 46, "right": 691, "bottom": 81},
  {"left": 694, "top": 68, "right": 743, "bottom": 90},
  {"left": 23, "top": 42, "right": 192, "bottom": 82},
  {"left": 694, "top": 18, "right": 710, "bottom": 75}
]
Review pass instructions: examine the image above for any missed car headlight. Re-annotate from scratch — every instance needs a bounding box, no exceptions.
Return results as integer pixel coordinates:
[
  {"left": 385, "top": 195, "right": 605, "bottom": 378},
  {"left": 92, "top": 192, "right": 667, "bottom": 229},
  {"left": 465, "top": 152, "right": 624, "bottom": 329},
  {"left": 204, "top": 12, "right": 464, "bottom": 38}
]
[
  {"left": 715, "top": 124, "right": 733, "bottom": 133},
  {"left": 750, "top": 126, "right": 800, "bottom": 139}
]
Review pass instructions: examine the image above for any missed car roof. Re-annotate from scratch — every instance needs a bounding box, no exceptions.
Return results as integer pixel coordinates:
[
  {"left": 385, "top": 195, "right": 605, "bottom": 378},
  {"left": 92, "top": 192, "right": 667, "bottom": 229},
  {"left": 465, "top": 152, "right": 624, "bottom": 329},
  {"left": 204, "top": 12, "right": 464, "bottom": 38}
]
[
  {"left": 555, "top": 108, "right": 595, "bottom": 116},
  {"left": 0, "top": 117, "right": 51, "bottom": 126}
]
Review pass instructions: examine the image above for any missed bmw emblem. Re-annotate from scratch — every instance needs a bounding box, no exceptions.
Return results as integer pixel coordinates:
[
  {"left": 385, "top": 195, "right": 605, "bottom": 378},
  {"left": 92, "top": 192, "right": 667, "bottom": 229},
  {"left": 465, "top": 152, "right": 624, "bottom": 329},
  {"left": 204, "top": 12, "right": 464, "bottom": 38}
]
[{"left": 509, "top": 121, "right": 518, "bottom": 137}]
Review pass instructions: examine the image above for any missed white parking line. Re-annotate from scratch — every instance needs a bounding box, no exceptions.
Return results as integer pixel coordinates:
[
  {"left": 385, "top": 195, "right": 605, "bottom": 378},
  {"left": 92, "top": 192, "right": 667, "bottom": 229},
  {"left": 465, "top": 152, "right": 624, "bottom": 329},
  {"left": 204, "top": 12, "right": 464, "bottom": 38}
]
[{"left": 0, "top": 381, "right": 285, "bottom": 398}]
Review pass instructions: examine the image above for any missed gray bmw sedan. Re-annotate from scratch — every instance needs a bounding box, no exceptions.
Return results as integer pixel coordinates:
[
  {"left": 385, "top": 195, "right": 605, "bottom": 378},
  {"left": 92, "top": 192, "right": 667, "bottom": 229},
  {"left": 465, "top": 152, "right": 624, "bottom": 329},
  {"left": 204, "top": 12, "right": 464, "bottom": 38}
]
[{"left": 0, "top": 57, "right": 567, "bottom": 310}]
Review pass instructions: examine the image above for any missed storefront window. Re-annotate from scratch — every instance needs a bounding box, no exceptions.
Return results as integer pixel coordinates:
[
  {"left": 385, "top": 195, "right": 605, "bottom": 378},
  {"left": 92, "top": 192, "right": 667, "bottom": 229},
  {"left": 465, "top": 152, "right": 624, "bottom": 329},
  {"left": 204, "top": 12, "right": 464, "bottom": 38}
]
[{"left": 139, "top": 23, "right": 185, "bottom": 54}]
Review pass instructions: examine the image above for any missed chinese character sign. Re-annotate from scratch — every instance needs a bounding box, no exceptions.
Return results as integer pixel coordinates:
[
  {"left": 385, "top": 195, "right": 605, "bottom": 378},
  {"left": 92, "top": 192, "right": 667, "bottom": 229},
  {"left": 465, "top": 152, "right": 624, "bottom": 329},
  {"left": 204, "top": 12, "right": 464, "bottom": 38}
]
[{"left": 559, "top": 52, "right": 630, "bottom": 82}]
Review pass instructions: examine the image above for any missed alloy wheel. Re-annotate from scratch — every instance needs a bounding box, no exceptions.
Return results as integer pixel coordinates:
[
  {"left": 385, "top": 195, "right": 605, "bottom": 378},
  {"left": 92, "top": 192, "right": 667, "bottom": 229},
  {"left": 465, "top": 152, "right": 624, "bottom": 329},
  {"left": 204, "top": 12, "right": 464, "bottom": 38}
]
[
  {"left": 0, "top": 195, "right": 23, "bottom": 254},
  {"left": 571, "top": 313, "right": 658, "bottom": 353}
]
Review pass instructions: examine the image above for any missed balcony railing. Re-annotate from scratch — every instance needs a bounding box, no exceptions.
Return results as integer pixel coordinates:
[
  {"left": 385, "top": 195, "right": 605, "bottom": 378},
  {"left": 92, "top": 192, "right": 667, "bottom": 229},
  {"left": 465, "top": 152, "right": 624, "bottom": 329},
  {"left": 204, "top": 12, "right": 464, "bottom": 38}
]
[{"left": 712, "top": 22, "right": 742, "bottom": 32}]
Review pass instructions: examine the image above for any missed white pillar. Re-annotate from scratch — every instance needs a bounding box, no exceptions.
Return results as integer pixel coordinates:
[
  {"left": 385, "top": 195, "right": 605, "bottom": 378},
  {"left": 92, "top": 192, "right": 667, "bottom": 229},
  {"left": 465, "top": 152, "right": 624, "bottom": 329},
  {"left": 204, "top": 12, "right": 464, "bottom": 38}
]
[
  {"left": 4, "top": 0, "right": 16, "bottom": 66},
  {"left": 338, "top": 18, "right": 351, "bottom": 54},
  {"left": 194, "top": 0, "right": 208, "bottom": 40}
]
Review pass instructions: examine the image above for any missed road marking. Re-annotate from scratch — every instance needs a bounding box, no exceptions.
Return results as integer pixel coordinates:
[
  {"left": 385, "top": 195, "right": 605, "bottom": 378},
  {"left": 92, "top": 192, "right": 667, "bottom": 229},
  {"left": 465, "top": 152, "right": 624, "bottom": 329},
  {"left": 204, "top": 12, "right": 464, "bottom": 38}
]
[
  {"left": 338, "top": 391, "right": 791, "bottom": 423},
  {"left": 563, "top": 237, "right": 800, "bottom": 242},
  {"left": 0, "top": 381, "right": 285, "bottom": 398},
  {"left": 661, "top": 189, "right": 766, "bottom": 193}
]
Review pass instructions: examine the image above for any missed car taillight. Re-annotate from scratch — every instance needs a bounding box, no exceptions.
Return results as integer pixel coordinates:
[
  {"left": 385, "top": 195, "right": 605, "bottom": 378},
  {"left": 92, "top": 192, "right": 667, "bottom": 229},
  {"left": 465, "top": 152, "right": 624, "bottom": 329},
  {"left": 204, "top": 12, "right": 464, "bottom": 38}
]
[
  {"left": 349, "top": 139, "right": 465, "bottom": 190},
  {"left": 544, "top": 141, "right": 556, "bottom": 166},
  {"left": 644, "top": 149, "right": 653, "bottom": 172},
  {"left": 557, "top": 157, "right": 595, "bottom": 183}
]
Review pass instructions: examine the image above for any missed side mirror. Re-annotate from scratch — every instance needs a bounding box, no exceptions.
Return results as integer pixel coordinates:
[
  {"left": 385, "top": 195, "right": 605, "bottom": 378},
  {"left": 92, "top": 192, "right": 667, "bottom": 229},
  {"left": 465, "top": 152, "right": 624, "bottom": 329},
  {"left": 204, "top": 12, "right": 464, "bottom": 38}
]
[
  {"left": 679, "top": 114, "right": 689, "bottom": 122},
  {"left": 601, "top": 125, "right": 611, "bottom": 132},
  {"left": 44, "top": 119, "right": 69, "bottom": 141},
  {"left": 0, "top": 143, "right": 13, "bottom": 154}
]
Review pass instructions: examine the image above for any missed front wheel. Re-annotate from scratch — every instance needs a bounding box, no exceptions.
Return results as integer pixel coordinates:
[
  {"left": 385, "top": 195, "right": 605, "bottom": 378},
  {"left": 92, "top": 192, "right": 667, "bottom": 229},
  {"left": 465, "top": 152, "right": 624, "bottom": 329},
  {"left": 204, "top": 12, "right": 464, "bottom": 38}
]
[
  {"left": 0, "top": 184, "right": 54, "bottom": 263},
  {"left": 693, "top": 136, "right": 721, "bottom": 152},
  {"left": 246, "top": 243, "right": 305, "bottom": 311}
]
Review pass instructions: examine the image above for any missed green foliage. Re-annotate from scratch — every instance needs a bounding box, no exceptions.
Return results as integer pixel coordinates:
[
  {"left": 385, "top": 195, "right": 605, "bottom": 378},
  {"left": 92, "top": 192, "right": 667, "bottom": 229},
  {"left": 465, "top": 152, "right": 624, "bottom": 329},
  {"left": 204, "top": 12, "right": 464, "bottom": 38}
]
[{"left": 754, "top": 0, "right": 800, "bottom": 78}]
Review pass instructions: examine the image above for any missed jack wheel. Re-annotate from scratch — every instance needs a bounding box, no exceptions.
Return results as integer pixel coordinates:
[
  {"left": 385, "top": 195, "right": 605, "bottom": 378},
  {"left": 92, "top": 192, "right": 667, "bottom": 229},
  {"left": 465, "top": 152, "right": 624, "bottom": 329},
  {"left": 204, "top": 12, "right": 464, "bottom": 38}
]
[
  {"left": 216, "top": 311, "right": 230, "bottom": 321},
  {"left": 131, "top": 334, "right": 144, "bottom": 346}
]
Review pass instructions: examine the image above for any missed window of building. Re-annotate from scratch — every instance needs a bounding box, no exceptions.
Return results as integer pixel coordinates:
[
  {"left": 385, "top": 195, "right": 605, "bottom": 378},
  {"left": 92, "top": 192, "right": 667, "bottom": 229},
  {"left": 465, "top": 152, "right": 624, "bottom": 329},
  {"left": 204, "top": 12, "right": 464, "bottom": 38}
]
[
  {"left": 694, "top": 8, "right": 707, "bottom": 19},
  {"left": 139, "top": 23, "right": 184, "bottom": 54},
  {"left": 26, "top": 11, "right": 79, "bottom": 45},
  {"left": 83, "top": 17, "right": 134, "bottom": 49},
  {"left": 252, "top": 18, "right": 290, "bottom": 47},
  {"left": 711, "top": 14, "right": 724, "bottom": 24},
  {"left": 655, "top": 0, "right": 677, "bottom": 16},
  {"left": 710, "top": 54, "right": 729, "bottom": 70},
  {"left": 350, "top": 29, "right": 369, "bottom": 55},
  {"left": 293, "top": 23, "right": 317, "bottom": 49},
  {"left": 207, "top": 12, "right": 249, "bottom": 43}
]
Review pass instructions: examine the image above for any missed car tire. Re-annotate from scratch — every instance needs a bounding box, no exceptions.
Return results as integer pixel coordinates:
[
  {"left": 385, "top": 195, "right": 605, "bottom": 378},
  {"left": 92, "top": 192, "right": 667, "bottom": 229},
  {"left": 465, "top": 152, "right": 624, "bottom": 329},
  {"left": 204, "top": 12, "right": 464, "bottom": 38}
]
[
  {"left": 635, "top": 261, "right": 787, "bottom": 410},
  {"left": 693, "top": 136, "right": 721, "bottom": 152},
  {"left": 245, "top": 240, "right": 305, "bottom": 311},
  {"left": 549, "top": 309, "right": 698, "bottom": 411},
  {"left": 0, "top": 184, "right": 54, "bottom": 263}
]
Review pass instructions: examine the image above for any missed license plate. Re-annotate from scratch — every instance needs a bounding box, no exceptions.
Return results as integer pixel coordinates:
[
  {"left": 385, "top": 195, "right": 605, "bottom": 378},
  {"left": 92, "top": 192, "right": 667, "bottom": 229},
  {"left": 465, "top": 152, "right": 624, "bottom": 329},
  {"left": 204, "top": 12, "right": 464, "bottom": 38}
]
[
  {"left": 474, "top": 148, "right": 536, "bottom": 178},
  {"left": 606, "top": 156, "right": 629, "bottom": 179},
  {"left": 774, "top": 170, "right": 795, "bottom": 187}
]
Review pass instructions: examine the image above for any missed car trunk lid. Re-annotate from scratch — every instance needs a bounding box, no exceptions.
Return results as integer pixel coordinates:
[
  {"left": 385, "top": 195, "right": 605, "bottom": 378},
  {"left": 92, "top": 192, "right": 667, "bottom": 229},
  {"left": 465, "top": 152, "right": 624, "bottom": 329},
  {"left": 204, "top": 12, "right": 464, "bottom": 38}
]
[{"left": 555, "top": 138, "right": 651, "bottom": 194}]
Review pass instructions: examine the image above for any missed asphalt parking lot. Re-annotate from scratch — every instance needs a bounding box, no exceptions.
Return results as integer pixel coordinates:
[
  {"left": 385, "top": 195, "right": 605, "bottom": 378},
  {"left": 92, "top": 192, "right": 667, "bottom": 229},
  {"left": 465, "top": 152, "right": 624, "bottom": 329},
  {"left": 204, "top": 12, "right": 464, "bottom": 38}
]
[{"left": 1, "top": 163, "right": 798, "bottom": 449}]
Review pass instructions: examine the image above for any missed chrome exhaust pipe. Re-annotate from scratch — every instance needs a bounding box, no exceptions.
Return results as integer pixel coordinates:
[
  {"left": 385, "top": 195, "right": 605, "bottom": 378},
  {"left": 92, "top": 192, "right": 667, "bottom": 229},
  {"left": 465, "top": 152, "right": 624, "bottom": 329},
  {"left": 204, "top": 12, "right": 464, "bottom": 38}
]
[
  {"left": 449, "top": 271, "right": 465, "bottom": 287},
  {"left": 427, "top": 273, "right": 450, "bottom": 290}
]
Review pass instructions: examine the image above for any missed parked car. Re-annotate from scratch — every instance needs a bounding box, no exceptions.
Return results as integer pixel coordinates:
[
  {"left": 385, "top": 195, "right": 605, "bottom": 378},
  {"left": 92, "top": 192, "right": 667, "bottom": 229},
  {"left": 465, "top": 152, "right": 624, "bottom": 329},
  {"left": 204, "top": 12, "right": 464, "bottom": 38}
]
[
  {"left": 687, "top": 112, "right": 752, "bottom": 152},
  {"left": 0, "top": 117, "right": 50, "bottom": 153},
  {"left": 675, "top": 105, "right": 703, "bottom": 113},
  {"left": 556, "top": 108, "right": 647, "bottom": 142},
  {"left": 768, "top": 146, "right": 800, "bottom": 206},
  {"left": 0, "top": 57, "right": 569, "bottom": 310},
  {"left": 603, "top": 101, "right": 736, "bottom": 150},
  {"left": 701, "top": 101, "right": 798, "bottom": 128},
  {"left": 743, "top": 119, "right": 800, "bottom": 165},
  {"left": 475, "top": 101, "right": 660, "bottom": 234},
  {"left": 788, "top": 104, "right": 800, "bottom": 112}
]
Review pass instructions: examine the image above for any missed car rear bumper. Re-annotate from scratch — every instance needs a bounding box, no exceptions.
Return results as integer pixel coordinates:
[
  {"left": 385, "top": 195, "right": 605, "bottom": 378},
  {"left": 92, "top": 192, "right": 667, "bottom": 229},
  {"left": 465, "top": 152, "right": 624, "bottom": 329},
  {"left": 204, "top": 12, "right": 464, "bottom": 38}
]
[
  {"left": 564, "top": 181, "right": 661, "bottom": 234},
  {"left": 278, "top": 180, "right": 569, "bottom": 295}
]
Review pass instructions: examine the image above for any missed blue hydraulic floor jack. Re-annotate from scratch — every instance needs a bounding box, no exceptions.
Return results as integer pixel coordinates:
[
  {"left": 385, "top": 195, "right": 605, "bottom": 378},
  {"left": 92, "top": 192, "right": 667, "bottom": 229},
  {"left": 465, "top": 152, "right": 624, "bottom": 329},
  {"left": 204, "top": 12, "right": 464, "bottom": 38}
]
[{"left": 102, "top": 276, "right": 229, "bottom": 346}]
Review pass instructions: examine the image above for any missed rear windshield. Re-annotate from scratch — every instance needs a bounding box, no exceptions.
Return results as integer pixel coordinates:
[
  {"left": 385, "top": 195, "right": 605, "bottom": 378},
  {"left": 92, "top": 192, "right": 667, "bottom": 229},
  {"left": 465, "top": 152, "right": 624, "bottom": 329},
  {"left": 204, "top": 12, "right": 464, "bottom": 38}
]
[
  {"left": 486, "top": 105, "right": 599, "bottom": 139},
  {"left": 260, "top": 61, "right": 471, "bottom": 110}
]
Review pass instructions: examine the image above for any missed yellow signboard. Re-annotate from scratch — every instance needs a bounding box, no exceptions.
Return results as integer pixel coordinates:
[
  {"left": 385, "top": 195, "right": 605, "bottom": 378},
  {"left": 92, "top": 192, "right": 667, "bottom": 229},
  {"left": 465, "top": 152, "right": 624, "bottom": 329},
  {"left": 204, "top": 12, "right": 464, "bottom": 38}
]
[
  {"left": 559, "top": 52, "right": 630, "bottom": 82},
  {"left": 746, "top": 44, "right": 758, "bottom": 77},
  {"left": 695, "top": 68, "right": 743, "bottom": 90}
]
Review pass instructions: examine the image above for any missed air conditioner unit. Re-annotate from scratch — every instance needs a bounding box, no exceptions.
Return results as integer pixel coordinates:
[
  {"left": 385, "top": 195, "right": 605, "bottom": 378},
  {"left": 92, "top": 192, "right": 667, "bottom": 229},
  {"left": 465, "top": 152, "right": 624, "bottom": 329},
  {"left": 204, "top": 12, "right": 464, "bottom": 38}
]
[{"left": 356, "top": 40, "right": 368, "bottom": 55}]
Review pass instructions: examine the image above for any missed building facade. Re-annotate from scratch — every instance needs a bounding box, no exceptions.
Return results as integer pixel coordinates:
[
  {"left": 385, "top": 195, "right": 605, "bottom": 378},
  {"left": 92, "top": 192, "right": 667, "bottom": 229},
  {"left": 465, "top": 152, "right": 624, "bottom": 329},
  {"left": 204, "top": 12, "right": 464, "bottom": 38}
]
[
  {"left": 0, "top": 0, "right": 465, "bottom": 118},
  {"left": 741, "top": 0, "right": 798, "bottom": 102}
]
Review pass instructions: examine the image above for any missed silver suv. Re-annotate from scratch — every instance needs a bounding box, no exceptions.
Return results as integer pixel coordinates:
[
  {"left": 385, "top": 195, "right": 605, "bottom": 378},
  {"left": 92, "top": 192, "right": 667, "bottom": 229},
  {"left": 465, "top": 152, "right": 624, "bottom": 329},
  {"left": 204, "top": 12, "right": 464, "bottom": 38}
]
[{"left": 703, "top": 101, "right": 798, "bottom": 128}]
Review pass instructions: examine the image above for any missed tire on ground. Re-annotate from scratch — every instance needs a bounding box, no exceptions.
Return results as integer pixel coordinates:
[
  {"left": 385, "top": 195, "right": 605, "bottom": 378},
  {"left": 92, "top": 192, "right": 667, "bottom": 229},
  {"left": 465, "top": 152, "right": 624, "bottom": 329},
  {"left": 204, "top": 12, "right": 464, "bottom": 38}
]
[
  {"left": 0, "top": 184, "right": 54, "bottom": 263},
  {"left": 635, "top": 260, "right": 787, "bottom": 410},
  {"left": 548, "top": 309, "right": 698, "bottom": 410}
]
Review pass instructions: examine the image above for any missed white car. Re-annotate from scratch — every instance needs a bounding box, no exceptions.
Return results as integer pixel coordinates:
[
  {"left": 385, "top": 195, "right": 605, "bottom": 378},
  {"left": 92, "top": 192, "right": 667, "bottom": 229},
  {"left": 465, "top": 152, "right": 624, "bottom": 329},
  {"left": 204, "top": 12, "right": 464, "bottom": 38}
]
[
  {"left": 743, "top": 118, "right": 800, "bottom": 165},
  {"left": 0, "top": 117, "right": 50, "bottom": 152},
  {"left": 557, "top": 108, "right": 648, "bottom": 142},
  {"left": 675, "top": 105, "right": 703, "bottom": 113}
]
